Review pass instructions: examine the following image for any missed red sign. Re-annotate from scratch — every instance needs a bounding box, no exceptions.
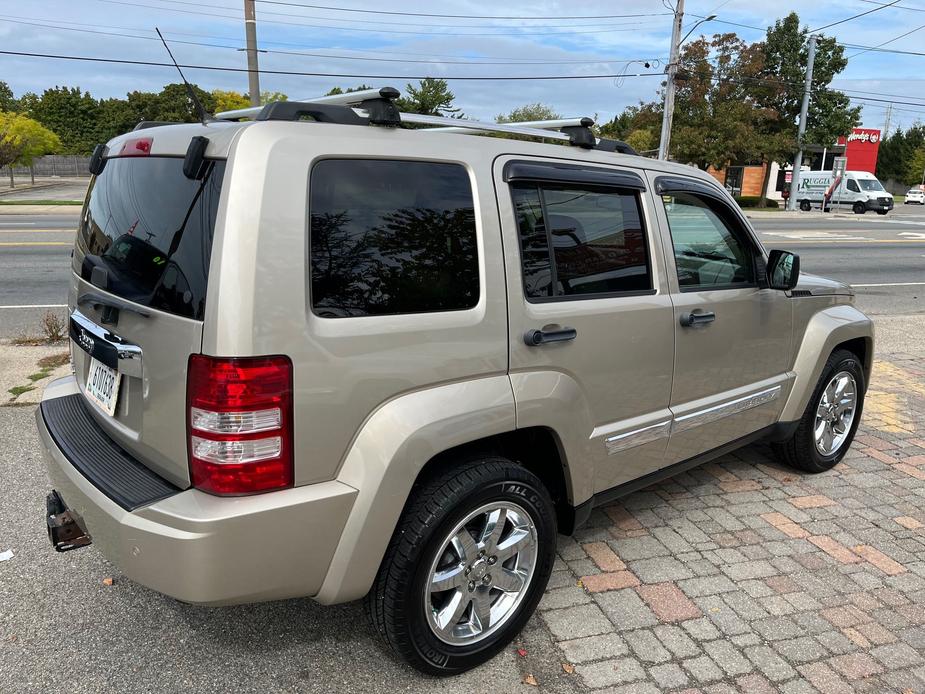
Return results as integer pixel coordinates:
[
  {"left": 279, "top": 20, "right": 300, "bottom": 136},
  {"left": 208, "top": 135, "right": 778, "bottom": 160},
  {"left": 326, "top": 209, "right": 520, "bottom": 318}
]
[{"left": 836, "top": 128, "right": 881, "bottom": 174}]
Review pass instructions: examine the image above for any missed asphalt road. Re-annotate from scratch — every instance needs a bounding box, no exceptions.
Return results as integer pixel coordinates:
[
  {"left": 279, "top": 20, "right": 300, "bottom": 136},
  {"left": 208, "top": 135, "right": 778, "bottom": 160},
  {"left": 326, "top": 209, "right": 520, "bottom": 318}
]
[
  {"left": 0, "top": 205, "right": 923, "bottom": 337},
  {"left": 0, "top": 406, "right": 572, "bottom": 694}
]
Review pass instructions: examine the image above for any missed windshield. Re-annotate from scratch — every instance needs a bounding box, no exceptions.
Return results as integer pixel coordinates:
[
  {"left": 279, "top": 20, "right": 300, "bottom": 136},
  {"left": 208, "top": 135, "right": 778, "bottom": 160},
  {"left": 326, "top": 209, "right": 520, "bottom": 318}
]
[
  {"left": 73, "top": 156, "right": 225, "bottom": 320},
  {"left": 858, "top": 179, "right": 885, "bottom": 192}
]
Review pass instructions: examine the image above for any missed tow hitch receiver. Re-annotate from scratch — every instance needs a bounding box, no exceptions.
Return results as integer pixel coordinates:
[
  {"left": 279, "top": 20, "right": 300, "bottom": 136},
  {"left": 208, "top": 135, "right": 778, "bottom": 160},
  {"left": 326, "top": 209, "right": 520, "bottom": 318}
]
[{"left": 46, "top": 491, "right": 92, "bottom": 552}]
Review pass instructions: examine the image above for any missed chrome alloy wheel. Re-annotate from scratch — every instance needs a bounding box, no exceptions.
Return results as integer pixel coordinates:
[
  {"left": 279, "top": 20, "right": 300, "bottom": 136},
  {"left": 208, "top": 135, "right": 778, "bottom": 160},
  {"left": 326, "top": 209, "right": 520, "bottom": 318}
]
[
  {"left": 424, "top": 501, "right": 538, "bottom": 646},
  {"left": 814, "top": 371, "right": 858, "bottom": 456}
]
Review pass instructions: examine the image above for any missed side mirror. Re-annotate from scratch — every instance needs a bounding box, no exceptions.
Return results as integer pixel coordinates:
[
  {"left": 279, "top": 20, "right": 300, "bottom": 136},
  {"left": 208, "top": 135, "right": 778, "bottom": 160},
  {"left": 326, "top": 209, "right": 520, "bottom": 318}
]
[{"left": 767, "top": 249, "right": 800, "bottom": 290}]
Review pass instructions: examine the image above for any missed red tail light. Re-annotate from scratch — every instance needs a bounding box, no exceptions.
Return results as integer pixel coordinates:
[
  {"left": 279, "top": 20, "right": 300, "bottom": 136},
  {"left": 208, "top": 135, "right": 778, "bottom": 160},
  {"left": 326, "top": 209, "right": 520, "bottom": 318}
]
[
  {"left": 187, "top": 355, "right": 293, "bottom": 495},
  {"left": 119, "top": 137, "right": 152, "bottom": 156}
]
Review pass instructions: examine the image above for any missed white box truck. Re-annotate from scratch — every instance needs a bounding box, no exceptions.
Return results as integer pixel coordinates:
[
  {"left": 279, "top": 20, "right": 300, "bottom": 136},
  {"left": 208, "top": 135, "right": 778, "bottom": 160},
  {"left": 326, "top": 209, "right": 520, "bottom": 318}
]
[{"left": 795, "top": 170, "right": 893, "bottom": 215}]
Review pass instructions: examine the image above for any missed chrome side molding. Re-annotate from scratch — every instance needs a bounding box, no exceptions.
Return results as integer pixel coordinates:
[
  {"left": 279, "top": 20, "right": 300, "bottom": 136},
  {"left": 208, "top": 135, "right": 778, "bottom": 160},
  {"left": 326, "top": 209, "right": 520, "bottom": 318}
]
[
  {"left": 603, "top": 385, "right": 783, "bottom": 455},
  {"left": 605, "top": 420, "right": 672, "bottom": 455},
  {"left": 671, "top": 386, "right": 782, "bottom": 435}
]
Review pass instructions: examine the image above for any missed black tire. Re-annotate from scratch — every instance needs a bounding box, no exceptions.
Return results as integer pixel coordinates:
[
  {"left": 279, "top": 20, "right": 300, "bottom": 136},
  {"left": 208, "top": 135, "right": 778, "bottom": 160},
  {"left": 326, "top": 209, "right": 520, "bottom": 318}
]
[
  {"left": 773, "top": 349, "right": 865, "bottom": 473},
  {"left": 364, "top": 457, "right": 556, "bottom": 676},
  {"left": 799, "top": 200, "right": 811, "bottom": 212},
  {"left": 853, "top": 201, "right": 867, "bottom": 215},
  {"left": 877, "top": 210, "right": 888, "bottom": 215}
]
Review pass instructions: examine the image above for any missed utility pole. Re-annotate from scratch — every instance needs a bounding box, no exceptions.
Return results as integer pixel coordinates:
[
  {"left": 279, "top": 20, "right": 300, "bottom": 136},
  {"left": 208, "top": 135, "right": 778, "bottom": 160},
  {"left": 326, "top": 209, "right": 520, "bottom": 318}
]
[
  {"left": 883, "top": 103, "right": 893, "bottom": 139},
  {"left": 787, "top": 34, "right": 817, "bottom": 211},
  {"left": 244, "top": 0, "right": 261, "bottom": 107},
  {"left": 658, "top": 0, "right": 684, "bottom": 161}
]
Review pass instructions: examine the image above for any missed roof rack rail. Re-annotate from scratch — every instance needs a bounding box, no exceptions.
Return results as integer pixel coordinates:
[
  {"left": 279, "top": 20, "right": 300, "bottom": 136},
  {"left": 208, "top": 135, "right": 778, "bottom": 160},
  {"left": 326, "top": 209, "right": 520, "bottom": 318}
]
[
  {"left": 213, "top": 87, "right": 400, "bottom": 121},
  {"left": 133, "top": 120, "right": 180, "bottom": 131},
  {"left": 213, "top": 84, "right": 639, "bottom": 155}
]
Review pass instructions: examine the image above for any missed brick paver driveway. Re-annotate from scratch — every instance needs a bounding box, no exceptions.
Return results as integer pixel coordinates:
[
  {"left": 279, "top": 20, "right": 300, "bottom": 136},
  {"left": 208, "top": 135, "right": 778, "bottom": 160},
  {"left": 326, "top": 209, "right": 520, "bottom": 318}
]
[{"left": 536, "top": 354, "right": 925, "bottom": 693}]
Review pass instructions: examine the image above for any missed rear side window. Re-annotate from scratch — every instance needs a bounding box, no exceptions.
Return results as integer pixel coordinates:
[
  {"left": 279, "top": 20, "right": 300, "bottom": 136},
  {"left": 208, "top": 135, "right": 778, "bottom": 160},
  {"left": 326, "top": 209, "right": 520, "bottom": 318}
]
[
  {"left": 309, "top": 159, "right": 479, "bottom": 317},
  {"left": 74, "top": 157, "right": 225, "bottom": 320},
  {"left": 511, "top": 184, "right": 651, "bottom": 300}
]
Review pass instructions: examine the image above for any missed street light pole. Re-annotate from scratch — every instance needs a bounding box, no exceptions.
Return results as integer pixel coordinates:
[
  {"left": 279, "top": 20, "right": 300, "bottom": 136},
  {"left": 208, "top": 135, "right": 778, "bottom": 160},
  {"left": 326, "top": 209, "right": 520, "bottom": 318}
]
[
  {"left": 658, "top": 0, "right": 685, "bottom": 161},
  {"left": 787, "top": 34, "right": 818, "bottom": 211},
  {"left": 244, "top": 0, "right": 261, "bottom": 107}
]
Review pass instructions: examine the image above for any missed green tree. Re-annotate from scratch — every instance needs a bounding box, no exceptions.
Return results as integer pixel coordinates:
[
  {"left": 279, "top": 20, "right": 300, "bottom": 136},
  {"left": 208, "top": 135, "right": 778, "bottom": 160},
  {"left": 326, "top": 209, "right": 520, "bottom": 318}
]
[
  {"left": 906, "top": 147, "right": 925, "bottom": 187},
  {"left": 396, "top": 78, "right": 460, "bottom": 116},
  {"left": 877, "top": 126, "right": 925, "bottom": 185},
  {"left": 0, "top": 112, "right": 60, "bottom": 186},
  {"left": 757, "top": 13, "right": 860, "bottom": 202},
  {"left": 212, "top": 89, "right": 251, "bottom": 114},
  {"left": 325, "top": 85, "right": 372, "bottom": 96},
  {"left": 497, "top": 103, "right": 560, "bottom": 123},
  {"left": 0, "top": 82, "right": 16, "bottom": 112},
  {"left": 29, "top": 86, "right": 100, "bottom": 154},
  {"left": 259, "top": 90, "right": 288, "bottom": 104}
]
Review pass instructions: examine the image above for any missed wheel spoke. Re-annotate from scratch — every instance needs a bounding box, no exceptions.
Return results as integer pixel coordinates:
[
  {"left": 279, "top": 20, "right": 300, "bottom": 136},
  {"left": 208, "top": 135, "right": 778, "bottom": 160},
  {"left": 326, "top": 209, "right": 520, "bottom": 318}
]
[
  {"left": 479, "top": 508, "right": 507, "bottom": 553},
  {"left": 834, "top": 375, "right": 849, "bottom": 399},
  {"left": 496, "top": 527, "right": 533, "bottom": 562},
  {"left": 450, "top": 530, "right": 478, "bottom": 565},
  {"left": 814, "top": 419, "right": 828, "bottom": 441},
  {"left": 431, "top": 564, "right": 467, "bottom": 592},
  {"left": 470, "top": 589, "right": 492, "bottom": 632},
  {"left": 493, "top": 568, "right": 527, "bottom": 594},
  {"left": 434, "top": 589, "right": 470, "bottom": 633}
]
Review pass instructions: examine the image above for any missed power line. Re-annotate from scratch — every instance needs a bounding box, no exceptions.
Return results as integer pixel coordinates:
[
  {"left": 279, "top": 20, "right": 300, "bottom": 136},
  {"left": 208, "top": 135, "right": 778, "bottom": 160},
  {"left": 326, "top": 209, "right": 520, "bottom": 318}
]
[
  {"left": 0, "top": 48, "right": 664, "bottom": 81},
  {"left": 249, "top": 1, "right": 673, "bottom": 20},
  {"left": 0, "top": 16, "right": 667, "bottom": 67},
  {"left": 811, "top": 0, "right": 901, "bottom": 33},
  {"left": 95, "top": 0, "right": 671, "bottom": 37},
  {"left": 147, "top": 0, "right": 672, "bottom": 30},
  {"left": 0, "top": 13, "right": 661, "bottom": 63},
  {"left": 856, "top": 0, "right": 925, "bottom": 13}
]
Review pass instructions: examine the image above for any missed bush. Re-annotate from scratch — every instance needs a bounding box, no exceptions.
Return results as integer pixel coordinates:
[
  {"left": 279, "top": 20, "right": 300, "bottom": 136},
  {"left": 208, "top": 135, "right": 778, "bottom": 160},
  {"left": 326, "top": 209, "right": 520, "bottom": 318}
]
[{"left": 734, "top": 196, "right": 780, "bottom": 208}]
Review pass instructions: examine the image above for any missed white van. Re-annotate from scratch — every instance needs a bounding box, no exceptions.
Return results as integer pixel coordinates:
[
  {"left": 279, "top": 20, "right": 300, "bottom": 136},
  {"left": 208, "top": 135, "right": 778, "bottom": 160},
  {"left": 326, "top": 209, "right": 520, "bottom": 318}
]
[{"left": 795, "top": 170, "right": 893, "bottom": 215}]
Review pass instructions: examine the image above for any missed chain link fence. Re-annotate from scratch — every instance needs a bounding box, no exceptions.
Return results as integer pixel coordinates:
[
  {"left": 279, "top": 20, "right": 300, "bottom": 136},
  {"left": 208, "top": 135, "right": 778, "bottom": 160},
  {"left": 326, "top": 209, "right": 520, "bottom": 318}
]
[{"left": 9, "top": 155, "right": 90, "bottom": 177}]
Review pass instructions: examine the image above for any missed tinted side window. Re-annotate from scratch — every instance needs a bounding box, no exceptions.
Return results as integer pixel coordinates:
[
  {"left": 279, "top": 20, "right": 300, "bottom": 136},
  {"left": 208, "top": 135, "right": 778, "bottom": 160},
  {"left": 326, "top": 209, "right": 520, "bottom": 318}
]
[
  {"left": 309, "top": 160, "right": 478, "bottom": 317},
  {"left": 511, "top": 184, "right": 651, "bottom": 300},
  {"left": 847, "top": 179, "right": 860, "bottom": 192},
  {"left": 661, "top": 192, "right": 756, "bottom": 290}
]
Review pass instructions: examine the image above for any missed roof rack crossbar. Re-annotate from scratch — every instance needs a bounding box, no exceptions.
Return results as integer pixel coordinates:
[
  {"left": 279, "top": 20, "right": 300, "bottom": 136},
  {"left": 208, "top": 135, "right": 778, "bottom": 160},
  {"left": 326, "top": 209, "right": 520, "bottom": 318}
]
[
  {"left": 214, "top": 87, "right": 400, "bottom": 121},
  {"left": 423, "top": 117, "right": 592, "bottom": 134}
]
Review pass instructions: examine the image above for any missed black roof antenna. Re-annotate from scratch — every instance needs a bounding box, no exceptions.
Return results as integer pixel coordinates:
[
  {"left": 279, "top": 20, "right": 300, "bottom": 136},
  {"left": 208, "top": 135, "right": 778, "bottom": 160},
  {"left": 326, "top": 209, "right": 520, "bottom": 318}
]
[{"left": 155, "top": 27, "right": 211, "bottom": 124}]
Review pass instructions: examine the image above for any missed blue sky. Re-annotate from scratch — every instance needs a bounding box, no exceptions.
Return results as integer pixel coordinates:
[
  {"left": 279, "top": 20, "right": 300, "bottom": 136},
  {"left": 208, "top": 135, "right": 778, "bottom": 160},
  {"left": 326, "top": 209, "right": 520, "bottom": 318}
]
[{"left": 2, "top": 0, "right": 924, "bottom": 134}]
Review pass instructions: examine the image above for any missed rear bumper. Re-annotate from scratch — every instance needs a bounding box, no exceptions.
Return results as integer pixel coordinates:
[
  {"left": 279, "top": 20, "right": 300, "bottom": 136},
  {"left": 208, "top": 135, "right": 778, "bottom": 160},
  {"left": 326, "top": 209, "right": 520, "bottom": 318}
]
[{"left": 38, "top": 376, "right": 357, "bottom": 605}]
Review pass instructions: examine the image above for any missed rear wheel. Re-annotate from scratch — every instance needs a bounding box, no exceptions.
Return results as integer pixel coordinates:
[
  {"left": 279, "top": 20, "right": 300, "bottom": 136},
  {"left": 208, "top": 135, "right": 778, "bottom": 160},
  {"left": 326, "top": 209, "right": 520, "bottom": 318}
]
[
  {"left": 773, "top": 349, "right": 865, "bottom": 473},
  {"left": 853, "top": 201, "right": 867, "bottom": 214},
  {"left": 365, "top": 457, "right": 556, "bottom": 676},
  {"left": 799, "top": 200, "right": 812, "bottom": 212}
]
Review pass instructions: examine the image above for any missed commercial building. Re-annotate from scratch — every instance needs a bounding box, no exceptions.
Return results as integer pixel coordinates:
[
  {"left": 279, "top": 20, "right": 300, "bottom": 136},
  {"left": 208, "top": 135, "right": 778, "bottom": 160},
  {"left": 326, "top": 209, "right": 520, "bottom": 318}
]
[{"left": 705, "top": 127, "right": 882, "bottom": 200}]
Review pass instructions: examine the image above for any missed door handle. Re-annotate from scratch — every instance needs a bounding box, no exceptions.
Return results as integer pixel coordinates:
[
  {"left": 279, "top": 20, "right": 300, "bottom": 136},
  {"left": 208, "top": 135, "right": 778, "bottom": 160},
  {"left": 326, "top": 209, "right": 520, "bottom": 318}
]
[
  {"left": 679, "top": 310, "right": 716, "bottom": 327},
  {"left": 524, "top": 327, "right": 577, "bottom": 346}
]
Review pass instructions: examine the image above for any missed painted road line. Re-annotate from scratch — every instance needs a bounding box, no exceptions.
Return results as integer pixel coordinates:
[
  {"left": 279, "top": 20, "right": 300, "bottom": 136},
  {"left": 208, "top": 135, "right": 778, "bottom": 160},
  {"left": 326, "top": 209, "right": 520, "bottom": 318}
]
[
  {"left": 0, "top": 241, "right": 72, "bottom": 246},
  {"left": 0, "top": 304, "right": 68, "bottom": 309},
  {"left": 852, "top": 282, "right": 925, "bottom": 288},
  {"left": 779, "top": 239, "right": 925, "bottom": 245},
  {"left": 0, "top": 222, "right": 35, "bottom": 226},
  {"left": 0, "top": 229, "right": 75, "bottom": 233}
]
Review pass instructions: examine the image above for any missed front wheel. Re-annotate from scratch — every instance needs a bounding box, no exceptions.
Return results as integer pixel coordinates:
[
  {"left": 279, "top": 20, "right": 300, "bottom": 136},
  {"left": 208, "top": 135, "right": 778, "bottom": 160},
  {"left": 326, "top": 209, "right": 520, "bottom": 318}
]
[
  {"left": 365, "top": 457, "right": 556, "bottom": 676},
  {"left": 877, "top": 210, "right": 889, "bottom": 215},
  {"left": 853, "top": 201, "right": 867, "bottom": 214},
  {"left": 773, "top": 349, "right": 865, "bottom": 473}
]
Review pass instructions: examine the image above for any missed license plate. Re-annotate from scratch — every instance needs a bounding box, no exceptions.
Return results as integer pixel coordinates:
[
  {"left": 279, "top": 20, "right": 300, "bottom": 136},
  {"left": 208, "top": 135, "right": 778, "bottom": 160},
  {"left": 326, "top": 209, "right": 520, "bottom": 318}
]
[{"left": 85, "top": 358, "right": 121, "bottom": 416}]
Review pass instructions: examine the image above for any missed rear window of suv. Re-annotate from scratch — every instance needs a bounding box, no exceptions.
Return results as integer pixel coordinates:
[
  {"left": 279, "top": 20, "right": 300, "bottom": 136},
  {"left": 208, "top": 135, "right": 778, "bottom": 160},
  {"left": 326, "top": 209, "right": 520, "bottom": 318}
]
[
  {"left": 309, "top": 159, "right": 479, "bottom": 318},
  {"left": 73, "top": 156, "right": 225, "bottom": 320}
]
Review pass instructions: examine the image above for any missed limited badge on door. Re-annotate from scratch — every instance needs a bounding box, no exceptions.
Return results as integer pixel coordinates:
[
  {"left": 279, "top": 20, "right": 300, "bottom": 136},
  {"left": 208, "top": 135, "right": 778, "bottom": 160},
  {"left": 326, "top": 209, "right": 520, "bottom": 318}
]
[{"left": 85, "top": 357, "right": 121, "bottom": 416}]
